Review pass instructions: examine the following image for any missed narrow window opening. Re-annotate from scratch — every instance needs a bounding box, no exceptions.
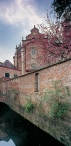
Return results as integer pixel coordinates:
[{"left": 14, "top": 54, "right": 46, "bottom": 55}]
[{"left": 35, "top": 73, "right": 39, "bottom": 92}]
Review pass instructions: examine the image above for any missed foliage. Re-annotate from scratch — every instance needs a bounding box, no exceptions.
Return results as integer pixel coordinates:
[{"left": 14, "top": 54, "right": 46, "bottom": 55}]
[
  {"left": 42, "top": 80, "right": 71, "bottom": 119},
  {"left": 24, "top": 103, "right": 34, "bottom": 113},
  {"left": 51, "top": 0, "right": 71, "bottom": 18},
  {"left": 14, "top": 74, "right": 18, "bottom": 78},
  {"left": 49, "top": 102, "right": 69, "bottom": 119},
  {"left": 37, "top": 12, "right": 71, "bottom": 65},
  {"left": 24, "top": 95, "right": 35, "bottom": 113}
]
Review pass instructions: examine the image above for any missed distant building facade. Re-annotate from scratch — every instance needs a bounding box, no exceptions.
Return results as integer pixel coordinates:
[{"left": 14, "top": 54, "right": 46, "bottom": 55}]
[
  {"left": 0, "top": 60, "right": 20, "bottom": 79},
  {"left": 13, "top": 25, "right": 48, "bottom": 75}
]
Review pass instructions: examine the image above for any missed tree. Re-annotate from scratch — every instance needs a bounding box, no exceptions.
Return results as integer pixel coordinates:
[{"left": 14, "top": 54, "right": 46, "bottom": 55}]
[
  {"left": 51, "top": 0, "right": 71, "bottom": 18},
  {"left": 36, "top": 13, "right": 71, "bottom": 65}
]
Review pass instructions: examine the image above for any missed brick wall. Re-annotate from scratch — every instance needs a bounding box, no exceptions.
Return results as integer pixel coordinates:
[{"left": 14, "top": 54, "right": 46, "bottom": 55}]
[
  {"left": 2, "top": 60, "right": 71, "bottom": 96},
  {"left": 17, "top": 54, "right": 21, "bottom": 70},
  {"left": 1, "top": 60, "right": 71, "bottom": 146},
  {"left": 0, "top": 66, "right": 21, "bottom": 78},
  {"left": 26, "top": 43, "right": 45, "bottom": 71},
  {"left": 13, "top": 26, "right": 48, "bottom": 75}
]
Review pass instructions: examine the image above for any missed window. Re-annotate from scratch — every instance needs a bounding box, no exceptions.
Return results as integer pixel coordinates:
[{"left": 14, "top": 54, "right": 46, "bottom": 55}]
[
  {"left": 31, "top": 63, "right": 36, "bottom": 69},
  {"left": 35, "top": 73, "right": 39, "bottom": 92},
  {"left": 5, "top": 73, "right": 10, "bottom": 78},
  {"left": 31, "top": 48, "right": 37, "bottom": 56}
]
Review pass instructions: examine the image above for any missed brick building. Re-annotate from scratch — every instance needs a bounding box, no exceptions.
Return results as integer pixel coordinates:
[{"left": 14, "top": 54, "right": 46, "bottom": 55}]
[
  {"left": 13, "top": 15, "right": 71, "bottom": 76},
  {"left": 13, "top": 25, "right": 48, "bottom": 75},
  {"left": 0, "top": 60, "right": 20, "bottom": 79}
]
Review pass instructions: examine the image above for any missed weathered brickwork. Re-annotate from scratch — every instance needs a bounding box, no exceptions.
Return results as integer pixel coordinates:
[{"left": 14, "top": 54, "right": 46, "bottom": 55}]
[
  {"left": 1, "top": 60, "right": 71, "bottom": 146},
  {"left": 1, "top": 59, "right": 71, "bottom": 112},
  {"left": 13, "top": 26, "right": 48, "bottom": 74},
  {"left": 2, "top": 60, "right": 71, "bottom": 95},
  {"left": 0, "top": 66, "right": 20, "bottom": 79}
]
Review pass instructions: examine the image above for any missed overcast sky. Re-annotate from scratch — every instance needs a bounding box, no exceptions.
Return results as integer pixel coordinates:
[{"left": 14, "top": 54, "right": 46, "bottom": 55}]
[{"left": 0, "top": 0, "right": 53, "bottom": 64}]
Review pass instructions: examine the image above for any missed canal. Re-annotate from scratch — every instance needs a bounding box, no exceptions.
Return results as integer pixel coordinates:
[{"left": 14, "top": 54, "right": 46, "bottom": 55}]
[{"left": 0, "top": 102, "right": 65, "bottom": 146}]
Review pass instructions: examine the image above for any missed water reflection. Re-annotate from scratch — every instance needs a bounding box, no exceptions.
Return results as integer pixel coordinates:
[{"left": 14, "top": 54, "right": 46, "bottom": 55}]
[
  {"left": 0, "top": 139, "right": 15, "bottom": 146},
  {"left": 0, "top": 103, "right": 65, "bottom": 146},
  {"left": 0, "top": 128, "right": 15, "bottom": 146}
]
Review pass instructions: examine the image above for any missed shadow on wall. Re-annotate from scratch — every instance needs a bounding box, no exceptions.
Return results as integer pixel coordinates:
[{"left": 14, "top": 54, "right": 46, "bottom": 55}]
[
  {"left": 0, "top": 102, "right": 10, "bottom": 117},
  {"left": 0, "top": 103, "right": 65, "bottom": 146}
]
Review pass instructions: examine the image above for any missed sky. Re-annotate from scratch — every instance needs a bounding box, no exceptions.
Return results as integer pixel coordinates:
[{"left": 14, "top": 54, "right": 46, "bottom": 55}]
[
  {"left": 0, "top": 0, "right": 53, "bottom": 64},
  {"left": 0, "top": 139, "right": 15, "bottom": 146}
]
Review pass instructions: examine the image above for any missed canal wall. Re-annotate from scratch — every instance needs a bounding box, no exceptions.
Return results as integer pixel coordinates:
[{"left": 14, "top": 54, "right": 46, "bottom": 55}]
[{"left": 0, "top": 59, "right": 71, "bottom": 146}]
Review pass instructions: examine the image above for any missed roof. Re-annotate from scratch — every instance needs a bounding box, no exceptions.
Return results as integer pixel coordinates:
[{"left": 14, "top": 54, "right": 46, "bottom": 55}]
[{"left": 0, "top": 60, "right": 16, "bottom": 69}]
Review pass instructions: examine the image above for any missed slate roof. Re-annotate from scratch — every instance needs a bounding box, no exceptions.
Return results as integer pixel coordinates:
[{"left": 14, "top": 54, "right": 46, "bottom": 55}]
[{"left": 0, "top": 60, "right": 16, "bottom": 69}]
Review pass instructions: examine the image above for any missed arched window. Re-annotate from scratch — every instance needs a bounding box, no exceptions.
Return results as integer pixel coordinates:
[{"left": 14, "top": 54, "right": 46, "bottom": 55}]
[{"left": 5, "top": 73, "right": 10, "bottom": 78}]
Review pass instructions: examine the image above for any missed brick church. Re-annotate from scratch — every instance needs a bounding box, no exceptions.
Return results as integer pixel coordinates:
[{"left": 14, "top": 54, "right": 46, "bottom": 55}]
[
  {"left": 13, "top": 15, "right": 71, "bottom": 76},
  {"left": 13, "top": 25, "right": 47, "bottom": 75}
]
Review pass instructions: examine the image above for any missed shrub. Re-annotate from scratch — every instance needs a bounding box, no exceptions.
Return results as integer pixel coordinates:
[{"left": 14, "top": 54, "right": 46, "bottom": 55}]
[
  {"left": 24, "top": 95, "right": 35, "bottom": 113},
  {"left": 49, "top": 102, "right": 69, "bottom": 119},
  {"left": 24, "top": 103, "right": 34, "bottom": 113},
  {"left": 42, "top": 80, "right": 71, "bottom": 120},
  {"left": 14, "top": 74, "right": 18, "bottom": 78}
]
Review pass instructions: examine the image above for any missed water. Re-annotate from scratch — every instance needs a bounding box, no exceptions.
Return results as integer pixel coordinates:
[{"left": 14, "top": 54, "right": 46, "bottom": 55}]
[
  {"left": 0, "top": 139, "right": 15, "bottom": 146},
  {"left": 0, "top": 103, "right": 65, "bottom": 146}
]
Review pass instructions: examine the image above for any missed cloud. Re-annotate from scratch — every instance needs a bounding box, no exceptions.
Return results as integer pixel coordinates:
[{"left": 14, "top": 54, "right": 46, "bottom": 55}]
[
  {"left": 0, "top": 49, "right": 2, "bottom": 52},
  {"left": 0, "top": 45, "right": 13, "bottom": 63},
  {"left": 0, "top": 0, "right": 45, "bottom": 63},
  {"left": 0, "top": 0, "right": 43, "bottom": 27}
]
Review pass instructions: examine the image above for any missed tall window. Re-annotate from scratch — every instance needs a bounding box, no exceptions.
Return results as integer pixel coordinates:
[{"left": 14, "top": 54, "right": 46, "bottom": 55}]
[
  {"left": 5, "top": 73, "right": 10, "bottom": 78},
  {"left": 31, "top": 48, "right": 37, "bottom": 57},
  {"left": 35, "top": 73, "right": 39, "bottom": 92}
]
